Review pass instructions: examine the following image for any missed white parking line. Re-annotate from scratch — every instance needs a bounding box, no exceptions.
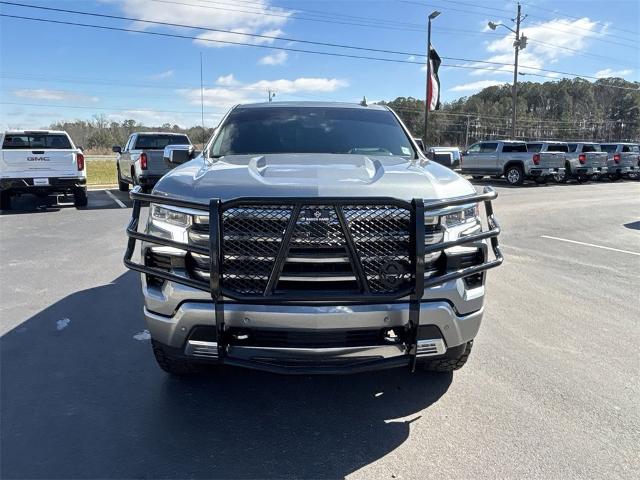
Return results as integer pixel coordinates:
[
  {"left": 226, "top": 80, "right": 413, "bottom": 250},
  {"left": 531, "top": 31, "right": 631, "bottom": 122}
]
[
  {"left": 541, "top": 235, "right": 640, "bottom": 256},
  {"left": 105, "top": 190, "right": 126, "bottom": 208}
]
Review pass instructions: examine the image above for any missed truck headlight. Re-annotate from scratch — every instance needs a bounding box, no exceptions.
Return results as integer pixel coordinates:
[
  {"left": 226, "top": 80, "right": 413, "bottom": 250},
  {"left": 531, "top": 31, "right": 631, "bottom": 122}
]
[
  {"left": 148, "top": 204, "right": 192, "bottom": 242},
  {"left": 442, "top": 205, "right": 479, "bottom": 228}
]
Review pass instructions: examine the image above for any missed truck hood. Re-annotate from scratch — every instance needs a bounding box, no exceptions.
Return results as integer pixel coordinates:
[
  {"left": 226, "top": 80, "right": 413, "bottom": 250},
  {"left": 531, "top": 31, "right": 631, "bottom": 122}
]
[{"left": 152, "top": 153, "right": 475, "bottom": 202}]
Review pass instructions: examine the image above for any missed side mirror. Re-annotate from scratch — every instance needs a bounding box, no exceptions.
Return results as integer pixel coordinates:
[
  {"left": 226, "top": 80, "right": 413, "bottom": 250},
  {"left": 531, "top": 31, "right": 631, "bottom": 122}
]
[
  {"left": 112, "top": 145, "right": 122, "bottom": 154},
  {"left": 164, "top": 144, "right": 195, "bottom": 164},
  {"left": 413, "top": 138, "right": 425, "bottom": 152}
]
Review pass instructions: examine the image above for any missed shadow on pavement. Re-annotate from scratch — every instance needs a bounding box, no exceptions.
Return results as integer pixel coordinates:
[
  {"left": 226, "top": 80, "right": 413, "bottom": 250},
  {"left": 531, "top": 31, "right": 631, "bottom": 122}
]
[
  {"left": 0, "top": 190, "right": 131, "bottom": 215},
  {"left": 623, "top": 220, "right": 640, "bottom": 231},
  {"left": 1, "top": 272, "right": 451, "bottom": 479}
]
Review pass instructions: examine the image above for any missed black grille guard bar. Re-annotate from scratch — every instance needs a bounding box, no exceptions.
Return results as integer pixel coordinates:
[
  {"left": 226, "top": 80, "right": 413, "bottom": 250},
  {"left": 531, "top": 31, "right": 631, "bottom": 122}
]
[{"left": 123, "top": 186, "right": 503, "bottom": 371}]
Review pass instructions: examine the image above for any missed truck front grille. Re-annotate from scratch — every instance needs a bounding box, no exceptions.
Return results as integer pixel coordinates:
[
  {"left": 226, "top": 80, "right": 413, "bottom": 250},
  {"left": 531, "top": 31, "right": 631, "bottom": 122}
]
[{"left": 186, "top": 203, "right": 444, "bottom": 297}]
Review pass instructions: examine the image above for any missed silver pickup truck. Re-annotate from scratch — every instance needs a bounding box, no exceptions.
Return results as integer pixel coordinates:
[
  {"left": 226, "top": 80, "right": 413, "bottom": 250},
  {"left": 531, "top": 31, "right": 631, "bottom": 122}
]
[
  {"left": 113, "top": 132, "right": 192, "bottom": 192},
  {"left": 123, "top": 102, "right": 503, "bottom": 376},
  {"left": 600, "top": 143, "right": 639, "bottom": 180},
  {"left": 461, "top": 140, "right": 564, "bottom": 186},
  {"left": 559, "top": 142, "right": 608, "bottom": 183},
  {"left": 526, "top": 141, "right": 569, "bottom": 183}
]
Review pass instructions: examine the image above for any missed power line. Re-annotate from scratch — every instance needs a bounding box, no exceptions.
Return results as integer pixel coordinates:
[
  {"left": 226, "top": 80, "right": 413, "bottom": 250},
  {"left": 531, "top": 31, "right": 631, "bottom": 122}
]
[
  {"left": 0, "top": 101, "right": 208, "bottom": 115},
  {"left": 0, "top": 11, "right": 637, "bottom": 91}
]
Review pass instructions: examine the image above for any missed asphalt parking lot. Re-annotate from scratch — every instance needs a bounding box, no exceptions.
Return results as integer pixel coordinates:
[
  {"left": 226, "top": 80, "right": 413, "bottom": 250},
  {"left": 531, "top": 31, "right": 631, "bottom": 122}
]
[{"left": 1, "top": 180, "right": 639, "bottom": 479}]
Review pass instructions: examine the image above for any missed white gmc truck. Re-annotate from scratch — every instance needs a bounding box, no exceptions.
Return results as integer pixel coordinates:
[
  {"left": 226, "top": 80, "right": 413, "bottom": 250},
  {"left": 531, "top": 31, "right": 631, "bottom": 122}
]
[{"left": 0, "top": 130, "right": 87, "bottom": 209}]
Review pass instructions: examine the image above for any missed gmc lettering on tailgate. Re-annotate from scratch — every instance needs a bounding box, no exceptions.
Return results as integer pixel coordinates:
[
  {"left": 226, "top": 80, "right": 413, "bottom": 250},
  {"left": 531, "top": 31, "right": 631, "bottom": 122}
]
[{"left": 27, "top": 157, "right": 50, "bottom": 162}]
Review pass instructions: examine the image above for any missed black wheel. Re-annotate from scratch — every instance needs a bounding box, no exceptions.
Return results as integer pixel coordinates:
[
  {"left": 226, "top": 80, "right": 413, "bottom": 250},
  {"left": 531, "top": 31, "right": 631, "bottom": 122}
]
[
  {"left": 152, "top": 340, "right": 203, "bottom": 376},
  {"left": 417, "top": 341, "right": 473, "bottom": 372},
  {"left": 534, "top": 176, "right": 548, "bottom": 185},
  {"left": 471, "top": 175, "right": 484, "bottom": 180},
  {"left": 576, "top": 174, "right": 589, "bottom": 183},
  {"left": 73, "top": 187, "right": 88, "bottom": 207},
  {"left": 505, "top": 165, "right": 524, "bottom": 186},
  {"left": 0, "top": 190, "right": 11, "bottom": 210},
  {"left": 117, "top": 165, "right": 129, "bottom": 192},
  {"left": 556, "top": 164, "right": 570, "bottom": 183},
  {"left": 608, "top": 173, "right": 622, "bottom": 182}
]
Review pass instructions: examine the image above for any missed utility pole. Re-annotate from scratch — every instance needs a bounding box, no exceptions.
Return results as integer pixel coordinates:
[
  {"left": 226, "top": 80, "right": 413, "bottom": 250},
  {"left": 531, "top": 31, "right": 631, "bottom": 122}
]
[
  {"left": 464, "top": 115, "right": 471, "bottom": 149},
  {"left": 200, "top": 52, "right": 205, "bottom": 148},
  {"left": 511, "top": 3, "right": 522, "bottom": 140},
  {"left": 488, "top": 3, "right": 527, "bottom": 139},
  {"left": 423, "top": 10, "right": 440, "bottom": 146},
  {"left": 268, "top": 90, "right": 276, "bottom": 102}
]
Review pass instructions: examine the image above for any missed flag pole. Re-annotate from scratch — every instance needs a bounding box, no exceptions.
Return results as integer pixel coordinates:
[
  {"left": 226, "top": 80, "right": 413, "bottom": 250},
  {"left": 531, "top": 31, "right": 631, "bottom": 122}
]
[{"left": 423, "top": 11, "right": 440, "bottom": 146}]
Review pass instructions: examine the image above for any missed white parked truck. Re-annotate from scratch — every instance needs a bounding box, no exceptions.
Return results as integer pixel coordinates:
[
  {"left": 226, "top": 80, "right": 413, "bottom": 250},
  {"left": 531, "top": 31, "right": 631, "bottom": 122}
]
[{"left": 0, "top": 130, "right": 87, "bottom": 209}]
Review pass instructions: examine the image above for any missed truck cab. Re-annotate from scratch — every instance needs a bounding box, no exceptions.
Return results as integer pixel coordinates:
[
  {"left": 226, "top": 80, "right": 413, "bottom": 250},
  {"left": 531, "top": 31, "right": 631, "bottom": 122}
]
[{"left": 0, "top": 130, "right": 86, "bottom": 209}]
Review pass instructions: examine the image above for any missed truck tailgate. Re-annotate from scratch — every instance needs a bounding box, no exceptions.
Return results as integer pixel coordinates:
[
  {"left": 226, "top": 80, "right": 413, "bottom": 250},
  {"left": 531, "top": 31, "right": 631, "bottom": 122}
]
[
  {"left": 1, "top": 150, "right": 79, "bottom": 177},
  {"left": 538, "top": 152, "right": 564, "bottom": 169},
  {"left": 618, "top": 152, "right": 639, "bottom": 168},
  {"left": 585, "top": 152, "right": 608, "bottom": 168}
]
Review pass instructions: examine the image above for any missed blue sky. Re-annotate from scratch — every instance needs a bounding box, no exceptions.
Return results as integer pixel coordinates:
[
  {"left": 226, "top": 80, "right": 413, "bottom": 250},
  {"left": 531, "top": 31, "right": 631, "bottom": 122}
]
[{"left": 1, "top": 0, "right": 638, "bottom": 129}]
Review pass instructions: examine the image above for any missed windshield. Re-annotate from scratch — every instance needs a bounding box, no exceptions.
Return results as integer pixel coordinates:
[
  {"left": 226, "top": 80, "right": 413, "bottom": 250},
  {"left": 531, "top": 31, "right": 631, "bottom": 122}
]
[
  {"left": 210, "top": 106, "right": 415, "bottom": 158},
  {"left": 2, "top": 133, "right": 72, "bottom": 149},
  {"left": 135, "top": 135, "right": 190, "bottom": 150}
]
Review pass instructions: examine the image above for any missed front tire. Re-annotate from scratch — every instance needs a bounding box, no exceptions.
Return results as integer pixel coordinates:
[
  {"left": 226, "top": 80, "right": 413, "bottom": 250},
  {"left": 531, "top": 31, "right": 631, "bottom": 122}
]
[
  {"left": 505, "top": 165, "right": 524, "bottom": 186},
  {"left": 417, "top": 341, "right": 473, "bottom": 372},
  {"left": 152, "top": 340, "right": 203, "bottom": 376},
  {"left": 73, "top": 187, "right": 88, "bottom": 207},
  {"left": 0, "top": 190, "right": 12, "bottom": 210}
]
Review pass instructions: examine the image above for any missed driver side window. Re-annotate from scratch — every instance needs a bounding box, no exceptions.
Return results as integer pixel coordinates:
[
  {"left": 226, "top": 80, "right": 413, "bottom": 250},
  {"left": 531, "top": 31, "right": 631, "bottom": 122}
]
[{"left": 467, "top": 143, "right": 481, "bottom": 153}]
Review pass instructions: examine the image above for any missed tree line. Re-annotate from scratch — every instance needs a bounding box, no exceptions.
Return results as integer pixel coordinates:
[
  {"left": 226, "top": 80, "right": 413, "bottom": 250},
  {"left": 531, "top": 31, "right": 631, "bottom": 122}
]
[
  {"left": 50, "top": 77, "right": 639, "bottom": 153},
  {"left": 381, "top": 77, "right": 640, "bottom": 147}
]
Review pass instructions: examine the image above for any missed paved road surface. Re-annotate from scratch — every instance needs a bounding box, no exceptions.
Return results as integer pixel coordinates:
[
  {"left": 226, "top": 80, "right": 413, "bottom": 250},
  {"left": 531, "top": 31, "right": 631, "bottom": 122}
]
[{"left": 1, "top": 180, "right": 639, "bottom": 479}]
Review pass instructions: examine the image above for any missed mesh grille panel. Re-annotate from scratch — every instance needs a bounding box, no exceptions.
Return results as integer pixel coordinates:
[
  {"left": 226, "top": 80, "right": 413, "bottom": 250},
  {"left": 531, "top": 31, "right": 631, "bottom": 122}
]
[
  {"left": 343, "top": 205, "right": 412, "bottom": 293},
  {"left": 221, "top": 206, "right": 293, "bottom": 294}
]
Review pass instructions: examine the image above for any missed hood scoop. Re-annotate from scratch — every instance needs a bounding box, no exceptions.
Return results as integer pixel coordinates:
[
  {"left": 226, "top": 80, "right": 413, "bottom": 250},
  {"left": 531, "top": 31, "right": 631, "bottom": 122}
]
[{"left": 248, "top": 154, "right": 383, "bottom": 186}]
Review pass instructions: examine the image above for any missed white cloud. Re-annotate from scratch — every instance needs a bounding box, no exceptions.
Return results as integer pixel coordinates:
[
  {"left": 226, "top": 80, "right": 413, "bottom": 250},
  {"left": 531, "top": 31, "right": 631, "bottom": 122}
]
[
  {"left": 216, "top": 74, "right": 240, "bottom": 86},
  {"left": 12, "top": 89, "right": 99, "bottom": 102},
  {"left": 259, "top": 50, "right": 288, "bottom": 65},
  {"left": 179, "top": 76, "right": 349, "bottom": 110},
  {"left": 594, "top": 68, "right": 633, "bottom": 79},
  {"left": 150, "top": 69, "right": 174, "bottom": 80},
  {"left": 450, "top": 80, "right": 508, "bottom": 92},
  {"left": 471, "top": 17, "right": 606, "bottom": 77},
  {"left": 114, "top": 0, "right": 291, "bottom": 49}
]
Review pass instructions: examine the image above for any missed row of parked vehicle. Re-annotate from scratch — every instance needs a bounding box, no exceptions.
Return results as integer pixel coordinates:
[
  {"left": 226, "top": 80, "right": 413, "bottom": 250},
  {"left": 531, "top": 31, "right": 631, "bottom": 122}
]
[
  {"left": 421, "top": 140, "right": 639, "bottom": 186},
  {"left": 0, "top": 130, "right": 195, "bottom": 209}
]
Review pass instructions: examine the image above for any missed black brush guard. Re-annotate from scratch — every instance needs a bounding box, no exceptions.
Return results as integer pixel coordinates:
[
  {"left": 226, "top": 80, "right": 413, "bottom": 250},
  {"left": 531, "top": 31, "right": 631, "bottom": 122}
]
[{"left": 124, "top": 186, "right": 503, "bottom": 372}]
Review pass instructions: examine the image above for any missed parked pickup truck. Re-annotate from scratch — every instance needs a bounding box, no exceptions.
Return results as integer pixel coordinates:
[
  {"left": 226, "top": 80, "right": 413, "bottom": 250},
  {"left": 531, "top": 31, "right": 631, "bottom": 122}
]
[
  {"left": 526, "top": 141, "right": 569, "bottom": 183},
  {"left": 461, "top": 140, "right": 564, "bottom": 185},
  {"left": 600, "top": 143, "right": 639, "bottom": 180},
  {"left": 427, "top": 146, "right": 462, "bottom": 170},
  {"left": 123, "top": 102, "right": 503, "bottom": 376},
  {"left": 560, "top": 142, "right": 608, "bottom": 183},
  {"left": 0, "top": 130, "right": 86, "bottom": 209},
  {"left": 113, "top": 132, "right": 192, "bottom": 192}
]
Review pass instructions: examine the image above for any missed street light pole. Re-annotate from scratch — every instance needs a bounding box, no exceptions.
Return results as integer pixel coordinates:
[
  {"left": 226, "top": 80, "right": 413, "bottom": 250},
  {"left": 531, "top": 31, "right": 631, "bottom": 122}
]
[{"left": 423, "top": 10, "right": 440, "bottom": 146}]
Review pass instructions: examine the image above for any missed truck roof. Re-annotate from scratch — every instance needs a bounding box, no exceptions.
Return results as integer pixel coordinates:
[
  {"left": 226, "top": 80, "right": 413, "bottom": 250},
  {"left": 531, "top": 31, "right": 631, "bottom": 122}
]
[
  {"left": 133, "top": 131, "right": 190, "bottom": 136},
  {"left": 526, "top": 140, "right": 568, "bottom": 144},
  {"left": 3, "top": 130, "right": 68, "bottom": 135},
  {"left": 234, "top": 101, "right": 389, "bottom": 111},
  {"left": 599, "top": 142, "right": 637, "bottom": 145}
]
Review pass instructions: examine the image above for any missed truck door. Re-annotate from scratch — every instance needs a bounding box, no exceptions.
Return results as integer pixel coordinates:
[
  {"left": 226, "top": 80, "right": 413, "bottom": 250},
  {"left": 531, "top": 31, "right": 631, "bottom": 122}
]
[
  {"left": 479, "top": 142, "right": 499, "bottom": 173},
  {"left": 462, "top": 143, "right": 481, "bottom": 172}
]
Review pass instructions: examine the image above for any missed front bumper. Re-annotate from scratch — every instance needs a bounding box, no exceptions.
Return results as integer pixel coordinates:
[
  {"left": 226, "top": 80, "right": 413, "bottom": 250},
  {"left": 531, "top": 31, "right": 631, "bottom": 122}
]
[
  {"left": 0, "top": 177, "right": 86, "bottom": 193},
  {"left": 145, "top": 301, "right": 482, "bottom": 374}
]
